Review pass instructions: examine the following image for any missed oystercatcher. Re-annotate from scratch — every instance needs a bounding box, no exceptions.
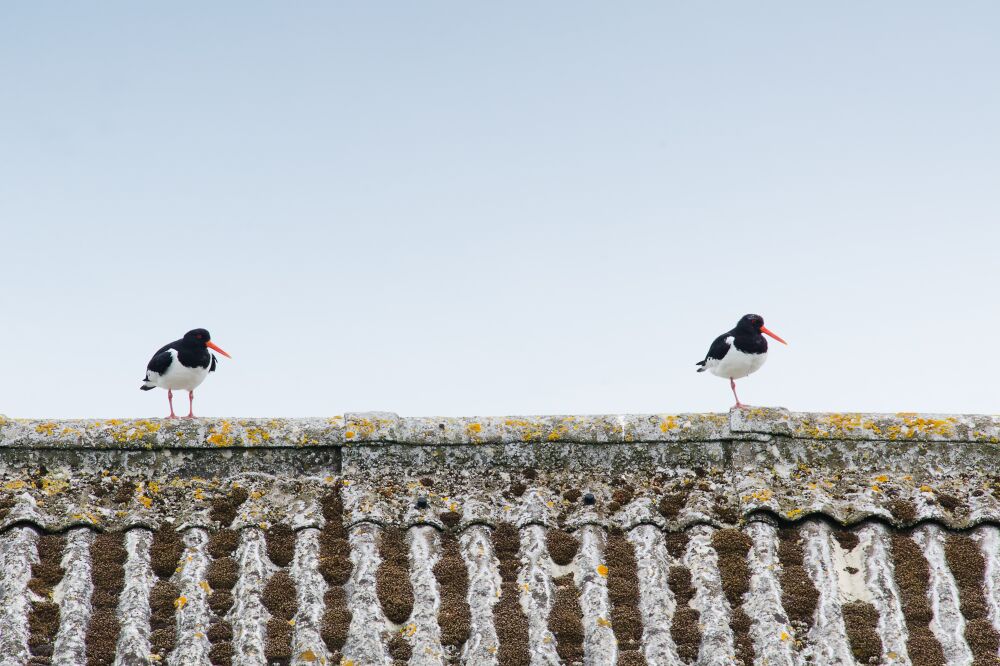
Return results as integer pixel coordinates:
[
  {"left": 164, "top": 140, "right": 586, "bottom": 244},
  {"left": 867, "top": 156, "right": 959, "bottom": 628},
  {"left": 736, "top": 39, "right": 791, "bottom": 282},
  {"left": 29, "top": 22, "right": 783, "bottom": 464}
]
[
  {"left": 696, "top": 314, "right": 787, "bottom": 408},
  {"left": 140, "top": 328, "right": 231, "bottom": 418}
]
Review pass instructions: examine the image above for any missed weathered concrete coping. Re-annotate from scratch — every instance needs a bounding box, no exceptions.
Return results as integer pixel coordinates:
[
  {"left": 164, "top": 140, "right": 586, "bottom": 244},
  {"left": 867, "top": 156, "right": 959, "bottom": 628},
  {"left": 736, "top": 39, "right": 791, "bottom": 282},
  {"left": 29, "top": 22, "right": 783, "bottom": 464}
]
[{"left": 1, "top": 409, "right": 1000, "bottom": 450}]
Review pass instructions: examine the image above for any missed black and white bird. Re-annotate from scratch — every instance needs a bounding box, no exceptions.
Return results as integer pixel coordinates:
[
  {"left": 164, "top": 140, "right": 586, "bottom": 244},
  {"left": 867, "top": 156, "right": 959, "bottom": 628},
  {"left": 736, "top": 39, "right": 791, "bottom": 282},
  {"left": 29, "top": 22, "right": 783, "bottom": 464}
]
[
  {"left": 140, "top": 328, "right": 231, "bottom": 418},
  {"left": 696, "top": 314, "right": 787, "bottom": 408}
]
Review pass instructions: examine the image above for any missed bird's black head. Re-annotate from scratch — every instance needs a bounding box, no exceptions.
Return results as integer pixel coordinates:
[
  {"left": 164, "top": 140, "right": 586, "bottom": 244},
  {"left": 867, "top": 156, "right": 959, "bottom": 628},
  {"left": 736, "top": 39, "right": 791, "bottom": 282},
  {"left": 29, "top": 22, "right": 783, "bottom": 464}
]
[
  {"left": 182, "top": 329, "right": 212, "bottom": 346},
  {"left": 736, "top": 314, "right": 765, "bottom": 332},
  {"left": 735, "top": 314, "right": 788, "bottom": 345}
]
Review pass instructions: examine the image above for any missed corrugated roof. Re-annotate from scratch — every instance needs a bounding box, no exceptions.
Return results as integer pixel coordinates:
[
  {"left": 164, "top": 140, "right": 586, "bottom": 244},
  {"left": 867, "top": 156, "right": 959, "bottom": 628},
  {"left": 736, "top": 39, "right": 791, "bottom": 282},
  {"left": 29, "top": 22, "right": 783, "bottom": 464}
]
[{"left": 2, "top": 410, "right": 1000, "bottom": 665}]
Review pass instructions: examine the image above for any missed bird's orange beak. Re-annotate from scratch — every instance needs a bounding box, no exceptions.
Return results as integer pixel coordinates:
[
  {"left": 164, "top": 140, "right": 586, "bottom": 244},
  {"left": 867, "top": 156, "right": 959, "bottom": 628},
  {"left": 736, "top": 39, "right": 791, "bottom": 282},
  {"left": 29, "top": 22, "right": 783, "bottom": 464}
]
[
  {"left": 206, "top": 341, "right": 232, "bottom": 358},
  {"left": 761, "top": 326, "right": 788, "bottom": 345}
]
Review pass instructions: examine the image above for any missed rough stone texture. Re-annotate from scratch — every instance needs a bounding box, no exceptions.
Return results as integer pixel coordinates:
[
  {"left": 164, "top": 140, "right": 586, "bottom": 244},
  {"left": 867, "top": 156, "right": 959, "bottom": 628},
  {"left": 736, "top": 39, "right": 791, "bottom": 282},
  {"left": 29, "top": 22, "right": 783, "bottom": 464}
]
[{"left": 2, "top": 409, "right": 1000, "bottom": 664}]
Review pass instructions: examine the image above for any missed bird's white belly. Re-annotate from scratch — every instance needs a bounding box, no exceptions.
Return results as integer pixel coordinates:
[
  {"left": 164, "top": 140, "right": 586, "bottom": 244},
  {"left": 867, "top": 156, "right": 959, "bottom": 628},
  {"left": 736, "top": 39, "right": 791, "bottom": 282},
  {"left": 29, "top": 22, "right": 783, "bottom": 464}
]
[
  {"left": 149, "top": 351, "right": 211, "bottom": 390},
  {"left": 710, "top": 348, "right": 767, "bottom": 380}
]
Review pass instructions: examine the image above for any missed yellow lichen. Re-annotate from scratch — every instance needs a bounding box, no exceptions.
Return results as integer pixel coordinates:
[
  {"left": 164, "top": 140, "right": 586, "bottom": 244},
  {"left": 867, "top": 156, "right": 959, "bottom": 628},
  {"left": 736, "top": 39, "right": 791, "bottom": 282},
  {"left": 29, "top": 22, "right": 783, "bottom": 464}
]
[
  {"left": 106, "top": 419, "right": 162, "bottom": 443},
  {"left": 174, "top": 596, "right": 187, "bottom": 610},
  {"left": 660, "top": 415, "right": 679, "bottom": 432},
  {"left": 35, "top": 423, "right": 58, "bottom": 436},
  {"left": 742, "top": 489, "right": 774, "bottom": 503},
  {"left": 596, "top": 617, "right": 612, "bottom": 627},
  {"left": 596, "top": 564, "right": 609, "bottom": 577},
  {"left": 41, "top": 478, "right": 69, "bottom": 496},
  {"left": 245, "top": 427, "right": 271, "bottom": 445},
  {"left": 467, "top": 422, "right": 482, "bottom": 434},
  {"left": 206, "top": 421, "right": 234, "bottom": 447}
]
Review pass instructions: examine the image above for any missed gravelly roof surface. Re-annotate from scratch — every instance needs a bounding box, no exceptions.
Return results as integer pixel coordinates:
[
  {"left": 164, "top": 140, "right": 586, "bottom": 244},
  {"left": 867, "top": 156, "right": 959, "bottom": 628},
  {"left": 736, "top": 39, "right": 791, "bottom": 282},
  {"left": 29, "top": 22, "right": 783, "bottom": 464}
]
[{"left": 2, "top": 409, "right": 1000, "bottom": 666}]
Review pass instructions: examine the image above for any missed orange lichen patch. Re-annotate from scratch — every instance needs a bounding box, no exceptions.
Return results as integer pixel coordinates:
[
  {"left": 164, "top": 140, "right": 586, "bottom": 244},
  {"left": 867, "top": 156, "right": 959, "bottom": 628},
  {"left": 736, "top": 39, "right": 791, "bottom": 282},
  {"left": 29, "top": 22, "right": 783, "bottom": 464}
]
[
  {"left": 434, "top": 532, "right": 471, "bottom": 648},
  {"left": 466, "top": 422, "right": 482, "bottom": 435},
  {"left": 660, "top": 415, "right": 680, "bottom": 432},
  {"left": 884, "top": 416, "right": 958, "bottom": 440},
  {"left": 493, "top": 523, "right": 530, "bottom": 666},
  {"left": 376, "top": 527, "right": 413, "bottom": 624},
  {"left": 892, "top": 533, "right": 946, "bottom": 666}
]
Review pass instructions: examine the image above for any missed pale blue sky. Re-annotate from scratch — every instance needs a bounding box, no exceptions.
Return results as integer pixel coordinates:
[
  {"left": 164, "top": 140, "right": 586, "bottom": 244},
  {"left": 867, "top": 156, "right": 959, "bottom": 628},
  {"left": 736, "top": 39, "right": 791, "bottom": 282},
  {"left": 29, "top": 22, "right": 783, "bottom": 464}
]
[{"left": 2, "top": 3, "right": 998, "bottom": 418}]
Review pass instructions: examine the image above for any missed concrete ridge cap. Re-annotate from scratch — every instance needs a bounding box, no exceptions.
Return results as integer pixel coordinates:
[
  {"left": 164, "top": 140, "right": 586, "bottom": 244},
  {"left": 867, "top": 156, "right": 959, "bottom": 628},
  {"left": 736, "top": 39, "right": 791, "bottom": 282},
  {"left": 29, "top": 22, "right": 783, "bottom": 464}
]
[{"left": 1, "top": 409, "right": 1000, "bottom": 449}]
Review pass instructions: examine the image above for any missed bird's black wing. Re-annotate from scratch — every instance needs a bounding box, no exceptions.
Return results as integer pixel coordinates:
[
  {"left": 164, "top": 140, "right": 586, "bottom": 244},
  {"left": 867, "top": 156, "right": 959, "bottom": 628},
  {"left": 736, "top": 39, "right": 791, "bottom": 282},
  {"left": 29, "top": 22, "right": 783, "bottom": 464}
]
[
  {"left": 210, "top": 354, "right": 217, "bottom": 372},
  {"left": 145, "top": 341, "right": 178, "bottom": 377},
  {"left": 696, "top": 332, "right": 733, "bottom": 366}
]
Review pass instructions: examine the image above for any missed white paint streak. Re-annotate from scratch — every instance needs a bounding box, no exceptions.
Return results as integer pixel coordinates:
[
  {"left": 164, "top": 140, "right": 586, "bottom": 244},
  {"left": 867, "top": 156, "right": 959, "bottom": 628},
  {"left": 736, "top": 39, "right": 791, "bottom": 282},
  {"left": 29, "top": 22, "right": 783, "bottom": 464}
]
[
  {"left": 342, "top": 523, "right": 391, "bottom": 666},
  {"left": 627, "top": 525, "right": 682, "bottom": 666},
  {"left": 799, "top": 521, "right": 854, "bottom": 666},
  {"left": 744, "top": 521, "right": 797, "bottom": 666},
  {"left": 52, "top": 528, "right": 94, "bottom": 665},
  {"left": 171, "top": 528, "right": 212, "bottom": 665},
  {"left": 685, "top": 525, "right": 735, "bottom": 666},
  {"left": 0, "top": 527, "right": 37, "bottom": 666},
  {"left": 859, "top": 523, "right": 908, "bottom": 665},
  {"left": 291, "top": 528, "right": 329, "bottom": 666},
  {"left": 976, "top": 526, "right": 1000, "bottom": 639},
  {"left": 407, "top": 526, "right": 445, "bottom": 666},
  {"left": 575, "top": 525, "right": 616, "bottom": 665},
  {"left": 460, "top": 525, "right": 501, "bottom": 666},
  {"left": 913, "top": 525, "right": 974, "bottom": 665},
  {"left": 114, "top": 528, "right": 154, "bottom": 666},
  {"left": 232, "top": 527, "right": 272, "bottom": 666},
  {"left": 518, "top": 524, "right": 560, "bottom": 665}
]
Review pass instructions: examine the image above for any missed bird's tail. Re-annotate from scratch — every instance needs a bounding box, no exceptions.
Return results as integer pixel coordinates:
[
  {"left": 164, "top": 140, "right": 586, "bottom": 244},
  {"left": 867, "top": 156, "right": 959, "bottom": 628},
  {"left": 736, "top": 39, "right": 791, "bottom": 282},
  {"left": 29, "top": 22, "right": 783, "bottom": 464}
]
[
  {"left": 140, "top": 382, "right": 155, "bottom": 391},
  {"left": 695, "top": 361, "right": 707, "bottom": 373}
]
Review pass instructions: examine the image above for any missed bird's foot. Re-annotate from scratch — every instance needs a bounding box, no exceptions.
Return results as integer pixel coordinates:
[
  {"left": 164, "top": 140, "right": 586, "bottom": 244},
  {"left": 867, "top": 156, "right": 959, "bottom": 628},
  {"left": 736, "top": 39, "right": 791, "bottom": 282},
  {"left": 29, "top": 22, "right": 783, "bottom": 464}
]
[
  {"left": 733, "top": 402, "right": 748, "bottom": 410},
  {"left": 166, "top": 414, "right": 178, "bottom": 419},
  {"left": 184, "top": 414, "right": 196, "bottom": 419}
]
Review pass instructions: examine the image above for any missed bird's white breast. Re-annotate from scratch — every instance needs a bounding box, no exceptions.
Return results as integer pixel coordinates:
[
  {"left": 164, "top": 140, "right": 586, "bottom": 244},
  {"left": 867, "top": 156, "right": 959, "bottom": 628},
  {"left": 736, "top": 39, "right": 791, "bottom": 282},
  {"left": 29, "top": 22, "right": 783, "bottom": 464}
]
[
  {"left": 146, "top": 350, "right": 211, "bottom": 391},
  {"left": 709, "top": 346, "right": 767, "bottom": 380}
]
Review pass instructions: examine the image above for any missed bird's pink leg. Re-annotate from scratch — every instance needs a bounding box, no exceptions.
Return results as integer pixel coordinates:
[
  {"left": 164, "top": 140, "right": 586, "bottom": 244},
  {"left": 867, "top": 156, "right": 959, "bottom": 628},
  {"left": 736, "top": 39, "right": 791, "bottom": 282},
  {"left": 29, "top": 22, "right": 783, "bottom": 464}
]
[
  {"left": 730, "top": 378, "right": 746, "bottom": 409},
  {"left": 167, "top": 390, "right": 177, "bottom": 419},
  {"left": 185, "top": 391, "right": 195, "bottom": 419}
]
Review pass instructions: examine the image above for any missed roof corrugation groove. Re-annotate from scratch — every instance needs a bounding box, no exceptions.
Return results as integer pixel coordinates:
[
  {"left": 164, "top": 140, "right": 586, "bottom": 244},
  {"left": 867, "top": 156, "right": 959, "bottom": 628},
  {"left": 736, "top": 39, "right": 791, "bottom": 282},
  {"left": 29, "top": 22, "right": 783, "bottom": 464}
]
[{"left": 3, "top": 410, "right": 1000, "bottom": 665}]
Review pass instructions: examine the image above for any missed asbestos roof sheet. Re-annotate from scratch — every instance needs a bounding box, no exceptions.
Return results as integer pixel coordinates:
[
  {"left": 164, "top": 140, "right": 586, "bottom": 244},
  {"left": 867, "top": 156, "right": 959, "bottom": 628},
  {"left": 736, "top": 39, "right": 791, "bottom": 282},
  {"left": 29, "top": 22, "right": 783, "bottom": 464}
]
[{"left": 2, "top": 410, "right": 1000, "bottom": 665}]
